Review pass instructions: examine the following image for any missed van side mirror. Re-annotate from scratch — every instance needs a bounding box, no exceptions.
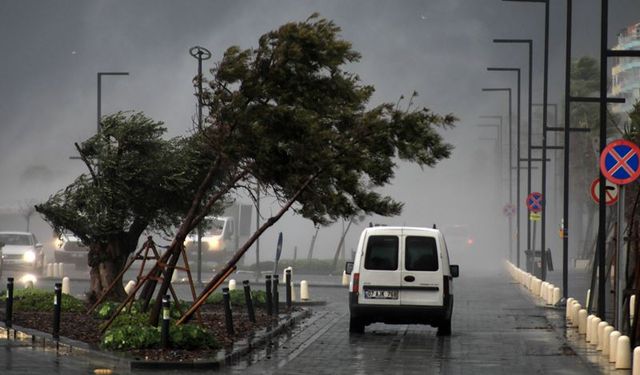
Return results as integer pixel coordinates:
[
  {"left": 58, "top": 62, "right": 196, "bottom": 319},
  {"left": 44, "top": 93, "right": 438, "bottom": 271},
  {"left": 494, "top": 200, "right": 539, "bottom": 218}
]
[
  {"left": 345, "top": 261, "right": 354, "bottom": 275},
  {"left": 450, "top": 265, "right": 459, "bottom": 278}
]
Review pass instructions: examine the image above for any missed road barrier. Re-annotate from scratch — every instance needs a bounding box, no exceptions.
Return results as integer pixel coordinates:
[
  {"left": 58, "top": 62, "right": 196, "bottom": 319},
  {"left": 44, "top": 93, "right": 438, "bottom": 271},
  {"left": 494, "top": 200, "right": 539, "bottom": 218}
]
[
  {"left": 633, "top": 347, "right": 640, "bottom": 375},
  {"left": 589, "top": 317, "right": 601, "bottom": 346},
  {"left": 124, "top": 280, "right": 136, "bottom": 295},
  {"left": 603, "top": 326, "right": 614, "bottom": 356},
  {"left": 342, "top": 271, "right": 349, "bottom": 286},
  {"left": 616, "top": 335, "right": 631, "bottom": 369},
  {"left": 228, "top": 279, "right": 237, "bottom": 291},
  {"left": 596, "top": 321, "right": 608, "bottom": 350},
  {"left": 62, "top": 276, "right": 70, "bottom": 294},
  {"left": 610, "top": 331, "right": 621, "bottom": 363},
  {"left": 300, "top": 280, "right": 310, "bottom": 301}
]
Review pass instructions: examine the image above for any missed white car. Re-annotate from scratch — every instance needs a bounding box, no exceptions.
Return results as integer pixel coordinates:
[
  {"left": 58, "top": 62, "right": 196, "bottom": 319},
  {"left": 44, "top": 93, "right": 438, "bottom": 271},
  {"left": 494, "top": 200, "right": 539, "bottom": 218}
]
[
  {"left": 345, "top": 226, "right": 459, "bottom": 335},
  {"left": 54, "top": 231, "right": 89, "bottom": 269},
  {"left": 0, "top": 231, "right": 45, "bottom": 272}
]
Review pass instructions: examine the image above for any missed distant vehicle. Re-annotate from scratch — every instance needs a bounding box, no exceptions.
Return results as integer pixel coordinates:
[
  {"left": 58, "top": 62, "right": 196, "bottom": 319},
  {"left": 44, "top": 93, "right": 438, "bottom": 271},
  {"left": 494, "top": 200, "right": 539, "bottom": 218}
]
[
  {"left": 54, "top": 232, "right": 89, "bottom": 269},
  {"left": 442, "top": 224, "right": 475, "bottom": 249},
  {"left": 184, "top": 216, "right": 236, "bottom": 265},
  {"left": 0, "top": 231, "right": 45, "bottom": 272},
  {"left": 345, "top": 226, "right": 459, "bottom": 335}
]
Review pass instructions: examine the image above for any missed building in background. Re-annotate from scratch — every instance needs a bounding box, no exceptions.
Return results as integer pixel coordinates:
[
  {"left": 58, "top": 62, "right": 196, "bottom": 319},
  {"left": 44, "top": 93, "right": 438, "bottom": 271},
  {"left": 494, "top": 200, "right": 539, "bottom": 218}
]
[{"left": 612, "top": 22, "right": 640, "bottom": 116}]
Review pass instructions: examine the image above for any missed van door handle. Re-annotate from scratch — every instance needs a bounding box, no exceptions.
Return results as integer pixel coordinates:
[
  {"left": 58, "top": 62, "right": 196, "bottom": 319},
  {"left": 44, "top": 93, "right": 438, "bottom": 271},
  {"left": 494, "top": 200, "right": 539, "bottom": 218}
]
[{"left": 404, "top": 275, "right": 415, "bottom": 282}]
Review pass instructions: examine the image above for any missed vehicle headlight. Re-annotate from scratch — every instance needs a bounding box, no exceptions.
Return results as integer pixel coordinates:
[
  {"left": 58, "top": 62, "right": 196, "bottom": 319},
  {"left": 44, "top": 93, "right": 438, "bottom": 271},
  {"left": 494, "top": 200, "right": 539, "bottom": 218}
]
[
  {"left": 23, "top": 250, "right": 36, "bottom": 263},
  {"left": 207, "top": 238, "right": 221, "bottom": 251}
]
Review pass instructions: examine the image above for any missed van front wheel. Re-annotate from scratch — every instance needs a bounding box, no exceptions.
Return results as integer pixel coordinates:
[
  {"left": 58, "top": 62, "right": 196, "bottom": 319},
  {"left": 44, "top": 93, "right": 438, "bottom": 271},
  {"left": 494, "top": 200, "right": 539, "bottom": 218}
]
[
  {"left": 349, "top": 316, "right": 365, "bottom": 334},
  {"left": 437, "top": 318, "right": 451, "bottom": 336}
]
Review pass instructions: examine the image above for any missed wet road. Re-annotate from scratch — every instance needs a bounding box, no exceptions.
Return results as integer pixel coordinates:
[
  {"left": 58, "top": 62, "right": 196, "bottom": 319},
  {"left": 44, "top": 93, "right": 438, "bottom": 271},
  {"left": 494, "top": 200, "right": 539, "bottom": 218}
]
[{"left": 0, "top": 267, "right": 608, "bottom": 374}]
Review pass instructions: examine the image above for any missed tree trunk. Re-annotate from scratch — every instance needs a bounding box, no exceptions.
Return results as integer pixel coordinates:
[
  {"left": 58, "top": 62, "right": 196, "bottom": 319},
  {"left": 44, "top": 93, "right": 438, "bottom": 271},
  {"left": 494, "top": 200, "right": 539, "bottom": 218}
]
[{"left": 86, "top": 241, "right": 129, "bottom": 304}]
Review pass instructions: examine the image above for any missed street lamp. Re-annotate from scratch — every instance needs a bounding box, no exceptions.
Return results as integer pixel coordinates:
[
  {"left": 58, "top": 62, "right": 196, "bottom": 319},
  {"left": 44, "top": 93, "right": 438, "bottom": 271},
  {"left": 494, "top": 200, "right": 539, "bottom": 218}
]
[
  {"left": 482, "top": 88, "right": 513, "bottom": 262},
  {"left": 488, "top": 68, "right": 522, "bottom": 268},
  {"left": 97, "top": 72, "right": 129, "bottom": 132}
]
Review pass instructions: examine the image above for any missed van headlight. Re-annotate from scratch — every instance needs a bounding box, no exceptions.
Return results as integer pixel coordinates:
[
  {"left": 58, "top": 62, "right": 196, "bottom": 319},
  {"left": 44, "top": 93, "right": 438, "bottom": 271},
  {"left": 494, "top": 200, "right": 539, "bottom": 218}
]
[
  {"left": 206, "top": 238, "right": 221, "bottom": 251},
  {"left": 23, "top": 251, "right": 36, "bottom": 263}
]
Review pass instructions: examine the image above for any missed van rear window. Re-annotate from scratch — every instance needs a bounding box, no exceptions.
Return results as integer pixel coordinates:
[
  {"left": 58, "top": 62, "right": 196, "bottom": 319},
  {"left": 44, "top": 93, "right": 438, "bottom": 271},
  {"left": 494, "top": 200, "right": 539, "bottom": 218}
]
[
  {"left": 364, "top": 236, "right": 398, "bottom": 271},
  {"left": 405, "top": 236, "right": 438, "bottom": 271}
]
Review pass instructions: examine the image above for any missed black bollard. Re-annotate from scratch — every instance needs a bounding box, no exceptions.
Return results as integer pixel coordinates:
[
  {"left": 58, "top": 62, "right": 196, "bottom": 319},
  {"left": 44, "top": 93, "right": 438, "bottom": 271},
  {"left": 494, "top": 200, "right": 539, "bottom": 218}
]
[
  {"left": 222, "top": 287, "right": 234, "bottom": 335},
  {"left": 285, "top": 269, "right": 292, "bottom": 310},
  {"left": 6, "top": 277, "right": 14, "bottom": 328},
  {"left": 161, "top": 295, "right": 170, "bottom": 349},
  {"left": 273, "top": 274, "right": 279, "bottom": 317},
  {"left": 52, "top": 283, "right": 62, "bottom": 340},
  {"left": 243, "top": 280, "right": 256, "bottom": 323},
  {"left": 265, "top": 275, "right": 273, "bottom": 316}
]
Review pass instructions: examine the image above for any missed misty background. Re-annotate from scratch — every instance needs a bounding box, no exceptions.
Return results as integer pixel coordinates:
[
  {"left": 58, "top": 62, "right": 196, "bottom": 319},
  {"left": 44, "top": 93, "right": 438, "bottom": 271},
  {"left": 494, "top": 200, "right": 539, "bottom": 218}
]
[{"left": 0, "top": 0, "right": 638, "bottom": 274}]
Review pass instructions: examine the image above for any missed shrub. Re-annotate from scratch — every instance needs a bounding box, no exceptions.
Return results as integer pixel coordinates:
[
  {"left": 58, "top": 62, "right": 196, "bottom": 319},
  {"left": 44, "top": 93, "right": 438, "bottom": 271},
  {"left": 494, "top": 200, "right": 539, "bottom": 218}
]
[
  {"left": 101, "top": 320, "right": 219, "bottom": 351},
  {"left": 95, "top": 299, "right": 190, "bottom": 320},
  {"left": 101, "top": 325, "right": 160, "bottom": 351},
  {"left": 169, "top": 324, "right": 219, "bottom": 350},
  {"left": 0, "top": 288, "right": 84, "bottom": 312}
]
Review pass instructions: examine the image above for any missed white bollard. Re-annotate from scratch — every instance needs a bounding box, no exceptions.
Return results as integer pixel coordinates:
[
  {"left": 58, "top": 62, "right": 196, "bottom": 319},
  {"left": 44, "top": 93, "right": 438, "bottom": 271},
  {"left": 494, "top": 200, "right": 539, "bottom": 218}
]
[
  {"left": 586, "top": 315, "right": 595, "bottom": 342},
  {"left": 565, "top": 298, "right": 574, "bottom": 320},
  {"left": 633, "top": 346, "right": 640, "bottom": 375},
  {"left": 300, "top": 280, "right": 310, "bottom": 301},
  {"left": 603, "top": 325, "right": 614, "bottom": 356},
  {"left": 590, "top": 317, "right": 601, "bottom": 345},
  {"left": 540, "top": 282, "right": 548, "bottom": 299},
  {"left": 586, "top": 289, "right": 591, "bottom": 310},
  {"left": 61, "top": 276, "right": 70, "bottom": 294},
  {"left": 283, "top": 266, "right": 293, "bottom": 282},
  {"left": 571, "top": 303, "right": 582, "bottom": 326},
  {"left": 228, "top": 279, "right": 237, "bottom": 291},
  {"left": 24, "top": 280, "right": 34, "bottom": 289},
  {"left": 58, "top": 263, "right": 65, "bottom": 278},
  {"left": 596, "top": 321, "right": 608, "bottom": 350},
  {"left": 46, "top": 263, "right": 54, "bottom": 278},
  {"left": 291, "top": 282, "right": 297, "bottom": 302},
  {"left": 616, "top": 335, "right": 631, "bottom": 369},
  {"left": 631, "top": 294, "right": 637, "bottom": 326},
  {"left": 610, "top": 331, "right": 621, "bottom": 363},
  {"left": 52, "top": 263, "right": 59, "bottom": 278},
  {"left": 342, "top": 271, "right": 349, "bottom": 286},
  {"left": 578, "top": 310, "right": 588, "bottom": 335},
  {"left": 552, "top": 287, "right": 561, "bottom": 305},
  {"left": 124, "top": 280, "right": 136, "bottom": 295}
]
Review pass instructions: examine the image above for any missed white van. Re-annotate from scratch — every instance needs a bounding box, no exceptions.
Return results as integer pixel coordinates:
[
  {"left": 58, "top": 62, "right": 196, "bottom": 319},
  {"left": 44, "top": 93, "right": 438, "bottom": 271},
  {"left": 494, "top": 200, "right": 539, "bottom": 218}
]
[{"left": 345, "top": 226, "right": 459, "bottom": 335}]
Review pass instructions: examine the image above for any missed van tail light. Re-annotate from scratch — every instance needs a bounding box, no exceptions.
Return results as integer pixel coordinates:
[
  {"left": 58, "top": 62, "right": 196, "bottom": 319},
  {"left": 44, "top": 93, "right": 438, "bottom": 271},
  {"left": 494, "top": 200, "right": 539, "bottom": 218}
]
[
  {"left": 443, "top": 276, "right": 450, "bottom": 297},
  {"left": 352, "top": 273, "right": 360, "bottom": 293}
]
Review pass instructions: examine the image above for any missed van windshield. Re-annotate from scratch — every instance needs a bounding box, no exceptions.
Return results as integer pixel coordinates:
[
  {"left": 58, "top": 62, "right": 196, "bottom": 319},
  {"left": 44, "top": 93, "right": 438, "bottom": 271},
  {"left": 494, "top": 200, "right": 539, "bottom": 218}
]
[
  {"left": 364, "top": 236, "right": 398, "bottom": 271},
  {"left": 405, "top": 236, "right": 439, "bottom": 271}
]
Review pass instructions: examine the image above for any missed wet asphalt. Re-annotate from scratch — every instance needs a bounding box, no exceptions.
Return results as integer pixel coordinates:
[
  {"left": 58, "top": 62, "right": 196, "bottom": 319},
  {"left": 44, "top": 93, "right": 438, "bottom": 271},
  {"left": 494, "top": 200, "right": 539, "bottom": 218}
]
[{"left": 0, "top": 265, "right": 619, "bottom": 374}]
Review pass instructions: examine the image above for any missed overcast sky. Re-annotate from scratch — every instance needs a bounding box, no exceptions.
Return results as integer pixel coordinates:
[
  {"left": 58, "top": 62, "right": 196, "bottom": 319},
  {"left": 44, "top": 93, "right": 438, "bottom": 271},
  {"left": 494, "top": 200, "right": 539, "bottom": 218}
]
[{"left": 1, "top": 0, "right": 638, "bottom": 270}]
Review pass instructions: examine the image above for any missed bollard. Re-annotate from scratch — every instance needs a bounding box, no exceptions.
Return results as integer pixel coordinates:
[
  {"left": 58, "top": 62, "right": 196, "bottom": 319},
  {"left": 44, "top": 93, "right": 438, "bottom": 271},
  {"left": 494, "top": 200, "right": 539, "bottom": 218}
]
[
  {"left": 603, "top": 325, "right": 614, "bottom": 356},
  {"left": 24, "top": 280, "right": 34, "bottom": 289},
  {"left": 58, "top": 263, "right": 64, "bottom": 278},
  {"left": 273, "top": 275, "right": 279, "bottom": 318},
  {"left": 46, "top": 263, "right": 54, "bottom": 278},
  {"left": 243, "top": 280, "right": 256, "bottom": 323},
  {"left": 571, "top": 303, "right": 581, "bottom": 326},
  {"left": 342, "top": 271, "right": 349, "bottom": 286},
  {"left": 222, "top": 287, "right": 234, "bottom": 335},
  {"left": 283, "top": 266, "right": 293, "bottom": 282},
  {"left": 540, "top": 282, "right": 548, "bottom": 299},
  {"left": 52, "top": 283, "right": 62, "bottom": 340},
  {"left": 631, "top": 295, "right": 637, "bottom": 327},
  {"left": 552, "top": 287, "right": 561, "bottom": 305},
  {"left": 161, "top": 295, "right": 171, "bottom": 349},
  {"left": 285, "top": 269, "right": 292, "bottom": 310},
  {"left": 590, "top": 317, "right": 601, "bottom": 345},
  {"left": 565, "top": 298, "right": 574, "bottom": 320},
  {"left": 124, "top": 280, "right": 136, "bottom": 295},
  {"left": 578, "top": 309, "right": 588, "bottom": 335},
  {"left": 610, "top": 331, "right": 621, "bottom": 363},
  {"left": 228, "top": 279, "right": 237, "bottom": 291},
  {"left": 596, "top": 321, "right": 607, "bottom": 350},
  {"left": 586, "top": 289, "right": 591, "bottom": 310},
  {"left": 52, "top": 263, "right": 59, "bottom": 278},
  {"left": 616, "top": 335, "right": 631, "bottom": 369},
  {"left": 265, "top": 275, "right": 273, "bottom": 316},
  {"left": 300, "top": 280, "right": 310, "bottom": 301},
  {"left": 62, "top": 277, "right": 70, "bottom": 295},
  {"left": 6, "top": 277, "right": 14, "bottom": 328},
  {"left": 586, "top": 315, "right": 595, "bottom": 342},
  {"left": 291, "top": 280, "right": 297, "bottom": 302},
  {"left": 633, "top": 346, "right": 640, "bottom": 375}
]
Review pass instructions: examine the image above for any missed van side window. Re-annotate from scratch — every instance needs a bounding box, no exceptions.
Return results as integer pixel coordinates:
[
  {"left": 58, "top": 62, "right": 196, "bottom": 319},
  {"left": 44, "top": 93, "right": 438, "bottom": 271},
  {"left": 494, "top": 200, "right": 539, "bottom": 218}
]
[
  {"left": 364, "top": 236, "right": 398, "bottom": 271},
  {"left": 405, "top": 236, "right": 439, "bottom": 271}
]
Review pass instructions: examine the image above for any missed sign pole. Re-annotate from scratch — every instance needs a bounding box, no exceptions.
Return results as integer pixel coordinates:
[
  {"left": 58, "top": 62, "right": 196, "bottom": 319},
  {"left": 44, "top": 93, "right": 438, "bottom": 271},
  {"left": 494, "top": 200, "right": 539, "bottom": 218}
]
[
  {"left": 532, "top": 220, "right": 538, "bottom": 277},
  {"left": 615, "top": 185, "right": 625, "bottom": 328}
]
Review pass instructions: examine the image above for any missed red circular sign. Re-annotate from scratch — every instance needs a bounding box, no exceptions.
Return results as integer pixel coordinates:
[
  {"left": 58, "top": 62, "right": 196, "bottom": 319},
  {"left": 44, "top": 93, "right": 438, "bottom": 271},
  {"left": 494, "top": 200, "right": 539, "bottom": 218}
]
[
  {"left": 526, "top": 192, "right": 543, "bottom": 213},
  {"left": 600, "top": 139, "right": 640, "bottom": 185},
  {"left": 590, "top": 178, "right": 619, "bottom": 206}
]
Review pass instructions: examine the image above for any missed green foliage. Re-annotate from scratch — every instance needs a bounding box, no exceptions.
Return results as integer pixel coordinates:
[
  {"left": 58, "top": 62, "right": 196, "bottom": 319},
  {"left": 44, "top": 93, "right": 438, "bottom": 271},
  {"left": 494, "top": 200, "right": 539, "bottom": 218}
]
[
  {"left": 169, "top": 324, "right": 220, "bottom": 350},
  {"left": 101, "top": 325, "right": 160, "bottom": 351},
  {"left": 0, "top": 288, "right": 84, "bottom": 313},
  {"left": 95, "top": 299, "right": 190, "bottom": 321},
  {"left": 206, "top": 289, "right": 266, "bottom": 306}
]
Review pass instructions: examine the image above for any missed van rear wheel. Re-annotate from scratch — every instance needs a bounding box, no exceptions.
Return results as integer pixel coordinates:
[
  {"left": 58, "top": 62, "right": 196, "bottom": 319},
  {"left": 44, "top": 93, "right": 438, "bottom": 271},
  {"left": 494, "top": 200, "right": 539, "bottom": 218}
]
[
  {"left": 349, "top": 316, "right": 365, "bottom": 334},
  {"left": 437, "top": 318, "right": 451, "bottom": 336}
]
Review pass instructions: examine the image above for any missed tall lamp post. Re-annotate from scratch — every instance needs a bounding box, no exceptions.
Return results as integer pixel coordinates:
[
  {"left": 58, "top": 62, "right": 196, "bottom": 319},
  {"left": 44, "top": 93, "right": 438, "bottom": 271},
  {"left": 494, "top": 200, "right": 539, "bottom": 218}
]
[
  {"left": 482, "top": 88, "right": 513, "bottom": 261},
  {"left": 487, "top": 68, "right": 522, "bottom": 267},
  {"left": 97, "top": 72, "right": 129, "bottom": 132}
]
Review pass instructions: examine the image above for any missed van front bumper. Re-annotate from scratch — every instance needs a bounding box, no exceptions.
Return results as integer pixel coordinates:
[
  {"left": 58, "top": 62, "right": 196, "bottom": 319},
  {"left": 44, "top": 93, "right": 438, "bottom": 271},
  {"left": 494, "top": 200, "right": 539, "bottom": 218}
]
[{"left": 349, "top": 292, "right": 453, "bottom": 326}]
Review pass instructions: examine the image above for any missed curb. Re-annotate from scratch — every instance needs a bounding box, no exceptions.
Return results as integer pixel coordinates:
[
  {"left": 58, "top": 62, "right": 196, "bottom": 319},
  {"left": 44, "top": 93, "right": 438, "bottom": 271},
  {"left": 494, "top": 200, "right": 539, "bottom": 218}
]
[{"left": 0, "top": 308, "right": 311, "bottom": 371}]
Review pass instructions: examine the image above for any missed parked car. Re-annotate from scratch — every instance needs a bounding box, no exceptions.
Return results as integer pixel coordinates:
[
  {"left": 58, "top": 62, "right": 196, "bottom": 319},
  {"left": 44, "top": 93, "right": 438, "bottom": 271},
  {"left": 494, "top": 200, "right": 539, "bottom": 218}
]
[
  {"left": 345, "top": 226, "right": 459, "bottom": 335},
  {"left": 0, "top": 231, "right": 45, "bottom": 273},
  {"left": 54, "top": 231, "right": 89, "bottom": 269}
]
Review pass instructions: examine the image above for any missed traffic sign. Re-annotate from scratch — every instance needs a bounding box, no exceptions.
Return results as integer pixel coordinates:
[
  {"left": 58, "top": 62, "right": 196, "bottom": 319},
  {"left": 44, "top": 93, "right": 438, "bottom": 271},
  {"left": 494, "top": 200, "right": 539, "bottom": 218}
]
[
  {"left": 600, "top": 139, "right": 640, "bottom": 185},
  {"left": 529, "top": 212, "right": 541, "bottom": 221},
  {"left": 526, "top": 192, "right": 543, "bottom": 213},
  {"left": 590, "top": 177, "right": 619, "bottom": 206},
  {"left": 502, "top": 203, "right": 516, "bottom": 217}
]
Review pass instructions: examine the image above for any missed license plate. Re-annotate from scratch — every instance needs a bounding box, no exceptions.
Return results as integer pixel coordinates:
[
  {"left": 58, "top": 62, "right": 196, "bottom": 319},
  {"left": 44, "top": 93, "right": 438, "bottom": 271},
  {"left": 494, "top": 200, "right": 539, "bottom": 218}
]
[{"left": 364, "top": 289, "right": 398, "bottom": 299}]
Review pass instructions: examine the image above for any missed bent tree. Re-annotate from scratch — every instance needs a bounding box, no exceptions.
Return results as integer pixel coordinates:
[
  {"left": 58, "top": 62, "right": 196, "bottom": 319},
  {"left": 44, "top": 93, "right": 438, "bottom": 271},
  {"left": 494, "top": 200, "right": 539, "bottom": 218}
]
[
  {"left": 145, "top": 14, "right": 458, "bottom": 324},
  {"left": 36, "top": 112, "right": 210, "bottom": 302}
]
